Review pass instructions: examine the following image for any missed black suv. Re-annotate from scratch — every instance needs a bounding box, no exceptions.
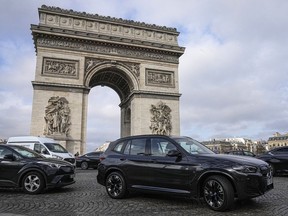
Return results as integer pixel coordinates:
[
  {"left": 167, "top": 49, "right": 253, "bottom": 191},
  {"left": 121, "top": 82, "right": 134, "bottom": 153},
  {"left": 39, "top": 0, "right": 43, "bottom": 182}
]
[
  {"left": 0, "top": 144, "right": 75, "bottom": 194},
  {"left": 97, "top": 135, "right": 273, "bottom": 211},
  {"left": 257, "top": 146, "right": 288, "bottom": 175}
]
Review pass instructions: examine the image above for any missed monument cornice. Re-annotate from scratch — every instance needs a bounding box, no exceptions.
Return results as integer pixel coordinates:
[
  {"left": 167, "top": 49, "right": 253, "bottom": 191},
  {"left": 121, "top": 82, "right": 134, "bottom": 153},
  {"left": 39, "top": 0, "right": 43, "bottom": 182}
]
[
  {"left": 120, "top": 90, "right": 181, "bottom": 106},
  {"left": 31, "top": 25, "right": 185, "bottom": 54},
  {"left": 132, "top": 90, "right": 181, "bottom": 98},
  {"left": 31, "top": 25, "right": 185, "bottom": 53},
  {"left": 31, "top": 30, "right": 183, "bottom": 63},
  {"left": 32, "top": 81, "right": 90, "bottom": 94}
]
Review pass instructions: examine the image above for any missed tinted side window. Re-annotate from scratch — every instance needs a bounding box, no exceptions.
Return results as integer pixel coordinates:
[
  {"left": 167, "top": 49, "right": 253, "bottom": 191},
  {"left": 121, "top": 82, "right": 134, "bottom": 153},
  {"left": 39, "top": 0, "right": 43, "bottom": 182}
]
[
  {"left": 124, "top": 139, "right": 146, "bottom": 155},
  {"left": 34, "top": 143, "right": 41, "bottom": 153},
  {"left": 151, "top": 138, "right": 177, "bottom": 157},
  {"left": 0, "top": 146, "right": 12, "bottom": 159},
  {"left": 274, "top": 147, "right": 288, "bottom": 154},
  {"left": 244, "top": 151, "right": 254, "bottom": 156},
  {"left": 113, "top": 142, "right": 125, "bottom": 153}
]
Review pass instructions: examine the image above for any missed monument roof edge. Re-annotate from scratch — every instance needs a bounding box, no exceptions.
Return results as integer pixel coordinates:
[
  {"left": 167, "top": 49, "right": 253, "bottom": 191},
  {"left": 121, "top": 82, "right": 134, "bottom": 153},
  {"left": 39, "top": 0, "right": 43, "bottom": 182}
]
[{"left": 39, "top": 5, "right": 179, "bottom": 34}]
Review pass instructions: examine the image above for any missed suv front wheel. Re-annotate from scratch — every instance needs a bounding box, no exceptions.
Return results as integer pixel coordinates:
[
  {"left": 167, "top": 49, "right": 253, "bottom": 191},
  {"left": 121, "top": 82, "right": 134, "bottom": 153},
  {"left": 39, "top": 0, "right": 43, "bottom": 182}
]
[
  {"left": 106, "top": 172, "right": 127, "bottom": 199},
  {"left": 203, "top": 175, "right": 234, "bottom": 211},
  {"left": 22, "top": 171, "right": 45, "bottom": 195}
]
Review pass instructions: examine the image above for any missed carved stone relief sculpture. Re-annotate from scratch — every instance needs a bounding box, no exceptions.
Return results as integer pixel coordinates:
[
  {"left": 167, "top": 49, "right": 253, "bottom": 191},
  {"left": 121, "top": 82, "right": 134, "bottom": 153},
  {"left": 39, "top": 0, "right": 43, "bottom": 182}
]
[
  {"left": 44, "top": 96, "right": 71, "bottom": 136},
  {"left": 85, "top": 57, "right": 140, "bottom": 78},
  {"left": 42, "top": 57, "right": 78, "bottom": 78},
  {"left": 150, "top": 101, "right": 172, "bottom": 135},
  {"left": 146, "top": 69, "right": 174, "bottom": 87}
]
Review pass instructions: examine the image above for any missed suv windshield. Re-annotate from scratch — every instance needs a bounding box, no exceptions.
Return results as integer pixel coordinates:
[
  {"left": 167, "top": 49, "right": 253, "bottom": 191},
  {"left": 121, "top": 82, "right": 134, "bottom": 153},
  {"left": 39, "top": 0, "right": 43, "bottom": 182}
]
[
  {"left": 44, "top": 143, "right": 68, "bottom": 153},
  {"left": 172, "top": 137, "right": 215, "bottom": 155},
  {"left": 10, "top": 146, "right": 43, "bottom": 158}
]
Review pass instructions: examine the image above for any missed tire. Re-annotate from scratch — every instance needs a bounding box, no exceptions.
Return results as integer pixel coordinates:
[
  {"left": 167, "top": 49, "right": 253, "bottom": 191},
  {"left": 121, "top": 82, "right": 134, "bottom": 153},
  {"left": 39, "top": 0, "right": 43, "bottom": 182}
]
[
  {"left": 22, "top": 171, "right": 45, "bottom": 195},
  {"left": 203, "top": 175, "right": 234, "bottom": 211},
  {"left": 81, "top": 161, "right": 89, "bottom": 170},
  {"left": 105, "top": 172, "right": 127, "bottom": 199}
]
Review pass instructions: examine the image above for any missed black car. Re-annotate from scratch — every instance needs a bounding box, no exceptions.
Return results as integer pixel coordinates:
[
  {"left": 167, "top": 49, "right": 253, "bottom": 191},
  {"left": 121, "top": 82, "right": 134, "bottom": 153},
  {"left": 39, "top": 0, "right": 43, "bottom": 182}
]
[
  {"left": 76, "top": 151, "right": 103, "bottom": 169},
  {"left": 257, "top": 146, "right": 288, "bottom": 175},
  {"left": 97, "top": 135, "right": 273, "bottom": 211},
  {"left": 224, "top": 150, "right": 256, "bottom": 157},
  {"left": 0, "top": 144, "right": 75, "bottom": 194}
]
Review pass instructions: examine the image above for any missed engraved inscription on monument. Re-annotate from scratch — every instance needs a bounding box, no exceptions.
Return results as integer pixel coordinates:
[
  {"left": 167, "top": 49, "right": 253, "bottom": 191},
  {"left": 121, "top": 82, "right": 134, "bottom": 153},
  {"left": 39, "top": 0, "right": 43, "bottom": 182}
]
[{"left": 42, "top": 57, "right": 79, "bottom": 78}]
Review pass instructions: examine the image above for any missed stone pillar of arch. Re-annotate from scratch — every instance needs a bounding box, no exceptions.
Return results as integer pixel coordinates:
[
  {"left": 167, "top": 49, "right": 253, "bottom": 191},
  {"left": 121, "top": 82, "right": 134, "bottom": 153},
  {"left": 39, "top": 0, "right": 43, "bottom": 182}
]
[{"left": 30, "top": 5, "right": 185, "bottom": 154}]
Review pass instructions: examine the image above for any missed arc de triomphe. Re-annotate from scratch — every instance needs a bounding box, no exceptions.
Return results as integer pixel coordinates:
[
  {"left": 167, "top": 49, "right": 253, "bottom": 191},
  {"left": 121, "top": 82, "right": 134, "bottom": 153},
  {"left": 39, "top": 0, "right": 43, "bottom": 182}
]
[{"left": 30, "top": 5, "right": 185, "bottom": 154}]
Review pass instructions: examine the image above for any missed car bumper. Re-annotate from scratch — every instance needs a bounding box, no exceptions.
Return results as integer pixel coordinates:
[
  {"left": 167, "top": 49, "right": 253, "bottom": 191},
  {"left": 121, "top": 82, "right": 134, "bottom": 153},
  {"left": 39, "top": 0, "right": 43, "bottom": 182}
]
[
  {"left": 96, "top": 164, "right": 106, "bottom": 186},
  {"left": 235, "top": 172, "right": 273, "bottom": 199},
  {"left": 47, "top": 173, "right": 75, "bottom": 188}
]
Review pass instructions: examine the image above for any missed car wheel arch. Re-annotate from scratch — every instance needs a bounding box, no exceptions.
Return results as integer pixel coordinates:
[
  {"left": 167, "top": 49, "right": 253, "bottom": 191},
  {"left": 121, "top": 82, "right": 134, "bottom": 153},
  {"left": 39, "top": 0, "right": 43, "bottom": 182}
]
[
  {"left": 105, "top": 168, "right": 127, "bottom": 185},
  {"left": 18, "top": 168, "right": 47, "bottom": 188},
  {"left": 197, "top": 171, "right": 236, "bottom": 198}
]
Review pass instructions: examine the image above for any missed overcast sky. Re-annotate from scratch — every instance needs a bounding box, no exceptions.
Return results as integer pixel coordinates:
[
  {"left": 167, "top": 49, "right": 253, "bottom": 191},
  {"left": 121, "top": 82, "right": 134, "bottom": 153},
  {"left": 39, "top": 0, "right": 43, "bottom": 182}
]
[{"left": 0, "top": 0, "right": 287, "bottom": 152}]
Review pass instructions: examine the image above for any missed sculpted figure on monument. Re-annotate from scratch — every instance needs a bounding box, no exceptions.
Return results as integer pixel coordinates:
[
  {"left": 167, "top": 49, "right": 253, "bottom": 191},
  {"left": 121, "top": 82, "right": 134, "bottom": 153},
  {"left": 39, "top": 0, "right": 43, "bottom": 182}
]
[
  {"left": 44, "top": 96, "right": 71, "bottom": 136},
  {"left": 150, "top": 101, "right": 172, "bottom": 135}
]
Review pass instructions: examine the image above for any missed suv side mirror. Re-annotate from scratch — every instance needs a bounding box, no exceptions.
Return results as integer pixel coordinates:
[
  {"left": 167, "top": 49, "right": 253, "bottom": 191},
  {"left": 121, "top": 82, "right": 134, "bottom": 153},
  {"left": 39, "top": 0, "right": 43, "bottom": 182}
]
[
  {"left": 167, "top": 150, "right": 181, "bottom": 157},
  {"left": 4, "top": 154, "right": 16, "bottom": 161}
]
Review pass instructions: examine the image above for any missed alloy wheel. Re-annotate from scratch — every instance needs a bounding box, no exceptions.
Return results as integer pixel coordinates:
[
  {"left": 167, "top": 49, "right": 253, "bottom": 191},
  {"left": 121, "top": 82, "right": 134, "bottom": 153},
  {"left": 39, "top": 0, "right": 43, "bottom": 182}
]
[
  {"left": 23, "top": 173, "right": 43, "bottom": 194},
  {"left": 204, "top": 179, "right": 225, "bottom": 209},
  {"left": 106, "top": 172, "right": 126, "bottom": 198}
]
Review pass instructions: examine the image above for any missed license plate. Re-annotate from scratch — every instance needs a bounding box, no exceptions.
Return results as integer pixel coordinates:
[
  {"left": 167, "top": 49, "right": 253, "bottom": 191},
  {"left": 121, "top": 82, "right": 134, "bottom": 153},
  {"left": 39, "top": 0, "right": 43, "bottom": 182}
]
[{"left": 267, "top": 171, "right": 273, "bottom": 185}]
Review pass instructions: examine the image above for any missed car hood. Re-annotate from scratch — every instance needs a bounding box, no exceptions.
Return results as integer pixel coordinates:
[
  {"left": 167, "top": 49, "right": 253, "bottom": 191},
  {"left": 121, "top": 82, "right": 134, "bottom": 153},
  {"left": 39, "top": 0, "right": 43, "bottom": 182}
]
[
  {"left": 30, "top": 157, "right": 73, "bottom": 166},
  {"left": 193, "top": 153, "right": 268, "bottom": 167}
]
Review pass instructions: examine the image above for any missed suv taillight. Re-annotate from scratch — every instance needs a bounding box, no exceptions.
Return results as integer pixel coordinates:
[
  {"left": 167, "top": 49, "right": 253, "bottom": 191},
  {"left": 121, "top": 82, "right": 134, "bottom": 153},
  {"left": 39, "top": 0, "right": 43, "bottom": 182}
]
[{"left": 99, "top": 156, "right": 106, "bottom": 161}]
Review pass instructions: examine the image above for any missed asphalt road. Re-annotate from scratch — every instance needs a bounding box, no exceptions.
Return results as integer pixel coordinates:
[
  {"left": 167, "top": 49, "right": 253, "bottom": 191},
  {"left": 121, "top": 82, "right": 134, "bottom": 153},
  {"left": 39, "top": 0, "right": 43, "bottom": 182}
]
[{"left": 0, "top": 169, "right": 287, "bottom": 216}]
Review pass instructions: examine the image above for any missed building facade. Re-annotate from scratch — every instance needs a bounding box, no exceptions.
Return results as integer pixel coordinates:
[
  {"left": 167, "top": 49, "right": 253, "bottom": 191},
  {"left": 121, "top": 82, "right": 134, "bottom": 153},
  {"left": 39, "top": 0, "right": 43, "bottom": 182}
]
[{"left": 268, "top": 132, "right": 288, "bottom": 150}]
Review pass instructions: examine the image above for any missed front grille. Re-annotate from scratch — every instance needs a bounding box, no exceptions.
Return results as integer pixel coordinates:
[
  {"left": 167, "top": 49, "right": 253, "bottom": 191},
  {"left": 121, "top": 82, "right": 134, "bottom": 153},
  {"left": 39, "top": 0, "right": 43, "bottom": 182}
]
[
  {"left": 57, "top": 174, "right": 75, "bottom": 184},
  {"left": 64, "top": 158, "right": 76, "bottom": 164},
  {"left": 60, "top": 166, "right": 73, "bottom": 173},
  {"left": 244, "top": 164, "right": 273, "bottom": 198}
]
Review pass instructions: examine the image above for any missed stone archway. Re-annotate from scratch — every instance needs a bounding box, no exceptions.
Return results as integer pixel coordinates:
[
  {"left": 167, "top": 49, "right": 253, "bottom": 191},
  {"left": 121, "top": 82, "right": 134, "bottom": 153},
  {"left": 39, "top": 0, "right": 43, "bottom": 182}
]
[
  {"left": 30, "top": 5, "right": 185, "bottom": 154},
  {"left": 85, "top": 60, "right": 139, "bottom": 137}
]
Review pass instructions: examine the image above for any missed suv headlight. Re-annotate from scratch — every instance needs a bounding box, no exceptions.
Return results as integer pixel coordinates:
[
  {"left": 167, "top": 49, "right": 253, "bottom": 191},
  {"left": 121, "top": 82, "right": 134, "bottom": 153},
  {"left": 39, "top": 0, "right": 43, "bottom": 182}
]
[
  {"left": 233, "top": 165, "right": 258, "bottom": 173},
  {"left": 52, "top": 155, "right": 63, "bottom": 160},
  {"left": 37, "top": 161, "right": 62, "bottom": 169}
]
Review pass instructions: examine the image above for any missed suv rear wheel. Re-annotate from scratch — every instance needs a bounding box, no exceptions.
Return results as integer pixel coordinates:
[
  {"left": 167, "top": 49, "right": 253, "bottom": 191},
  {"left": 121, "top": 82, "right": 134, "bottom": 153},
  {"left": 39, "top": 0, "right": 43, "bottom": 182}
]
[
  {"left": 203, "top": 175, "right": 234, "bottom": 211},
  {"left": 106, "top": 172, "right": 127, "bottom": 199}
]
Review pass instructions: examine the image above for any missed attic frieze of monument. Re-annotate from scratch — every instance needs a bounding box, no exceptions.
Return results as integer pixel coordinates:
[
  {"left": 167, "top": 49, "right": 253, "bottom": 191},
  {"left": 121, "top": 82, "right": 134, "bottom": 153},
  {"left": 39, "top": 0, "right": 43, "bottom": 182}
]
[{"left": 39, "top": 5, "right": 180, "bottom": 46}]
